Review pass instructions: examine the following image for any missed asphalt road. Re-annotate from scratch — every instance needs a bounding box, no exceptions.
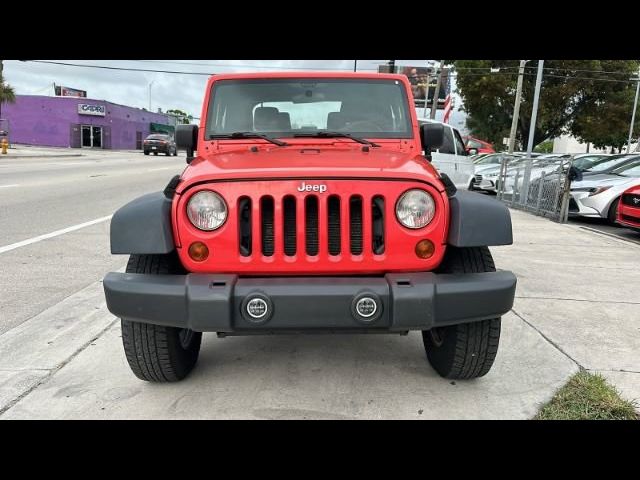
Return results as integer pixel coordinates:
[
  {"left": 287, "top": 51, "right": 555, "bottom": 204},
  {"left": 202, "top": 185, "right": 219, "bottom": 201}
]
[{"left": 0, "top": 149, "right": 186, "bottom": 334}]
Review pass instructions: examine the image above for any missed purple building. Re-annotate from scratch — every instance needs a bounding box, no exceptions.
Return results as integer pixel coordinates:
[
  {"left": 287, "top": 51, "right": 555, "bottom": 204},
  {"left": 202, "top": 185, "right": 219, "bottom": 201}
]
[{"left": 2, "top": 95, "right": 176, "bottom": 150}]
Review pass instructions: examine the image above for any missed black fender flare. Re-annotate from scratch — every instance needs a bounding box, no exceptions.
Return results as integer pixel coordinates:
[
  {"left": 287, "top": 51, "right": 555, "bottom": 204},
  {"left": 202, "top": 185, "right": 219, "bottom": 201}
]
[
  {"left": 110, "top": 192, "right": 175, "bottom": 254},
  {"left": 447, "top": 190, "right": 513, "bottom": 247}
]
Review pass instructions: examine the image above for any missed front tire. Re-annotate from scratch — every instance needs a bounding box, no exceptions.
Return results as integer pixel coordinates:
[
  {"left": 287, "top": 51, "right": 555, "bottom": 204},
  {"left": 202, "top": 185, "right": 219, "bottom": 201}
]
[
  {"left": 422, "top": 246, "right": 501, "bottom": 379},
  {"left": 607, "top": 197, "right": 620, "bottom": 225},
  {"left": 121, "top": 253, "right": 202, "bottom": 382}
]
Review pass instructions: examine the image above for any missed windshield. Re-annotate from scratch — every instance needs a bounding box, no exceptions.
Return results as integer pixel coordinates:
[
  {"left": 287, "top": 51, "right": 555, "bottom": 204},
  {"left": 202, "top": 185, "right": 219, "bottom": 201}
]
[
  {"left": 475, "top": 154, "right": 506, "bottom": 165},
  {"left": 586, "top": 155, "right": 636, "bottom": 172},
  {"left": 147, "top": 135, "right": 169, "bottom": 140},
  {"left": 611, "top": 158, "right": 640, "bottom": 177},
  {"left": 206, "top": 78, "right": 412, "bottom": 139}
]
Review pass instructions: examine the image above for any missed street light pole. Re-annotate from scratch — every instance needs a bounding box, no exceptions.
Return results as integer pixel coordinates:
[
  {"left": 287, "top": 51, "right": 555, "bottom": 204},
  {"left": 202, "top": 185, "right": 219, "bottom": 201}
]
[
  {"left": 430, "top": 60, "right": 445, "bottom": 120},
  {"left": 508, "top": 60, "right": 527, "bottom": 154},
  {"left": 626, "top": 68, "right": 640, "bottom": 153},
  {"left": 354, "top": 60, "right": 357, "bottom": 72}
]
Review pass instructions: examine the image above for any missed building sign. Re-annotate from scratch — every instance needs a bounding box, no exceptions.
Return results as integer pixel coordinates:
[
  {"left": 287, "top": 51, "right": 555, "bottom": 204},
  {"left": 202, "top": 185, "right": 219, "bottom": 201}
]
[
  {"left": 378, "top": 64, "right": 450, "bottom": 109},
  {"left": 55, "top": 85, "right": 87, "bottom": 98},
  {"left": 78, "top": 104, "right": 106, "bottom": 116}
]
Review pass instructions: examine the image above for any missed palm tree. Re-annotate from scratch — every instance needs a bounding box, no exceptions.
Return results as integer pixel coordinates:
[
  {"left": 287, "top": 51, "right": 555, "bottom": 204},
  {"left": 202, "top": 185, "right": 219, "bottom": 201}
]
[{"left": 0, "top": 73, "right": 16, "bottom": 120}]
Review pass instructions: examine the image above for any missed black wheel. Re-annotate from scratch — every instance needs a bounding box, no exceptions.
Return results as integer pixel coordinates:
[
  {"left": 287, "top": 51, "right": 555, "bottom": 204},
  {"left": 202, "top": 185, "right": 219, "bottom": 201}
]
[
  {"left": 422, "top": 246, "right": 501, "bottom": 379},
  {"left": 607, "top": 197, "right": 620, "bottom": 225},
  {"left": 144, "top": 151, "right": 149, "bottom": 155},
  {"left": 121, "top": 253, "right": 202, "bottom": 382}
]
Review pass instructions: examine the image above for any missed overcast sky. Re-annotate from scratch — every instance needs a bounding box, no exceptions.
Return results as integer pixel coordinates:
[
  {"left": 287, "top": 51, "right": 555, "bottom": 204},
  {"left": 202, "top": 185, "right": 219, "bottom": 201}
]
[{"left": 3, "top": 60, "right": 468, "bottom": 133}]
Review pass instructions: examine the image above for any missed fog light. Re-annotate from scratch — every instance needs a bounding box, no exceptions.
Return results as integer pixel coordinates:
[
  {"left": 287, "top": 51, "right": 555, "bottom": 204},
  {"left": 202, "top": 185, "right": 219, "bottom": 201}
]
[
  {"left": 415, "top": 239, "right": 435, "bottom": 259},
  {"left": 188, "top": 242, "right": 209, "bottom": 262},
  {"left": 246, "top": 298, "right": 269, "bottom": 320},
  {"left": 355, "top": 297, "right": 378, "bottom": 318}
]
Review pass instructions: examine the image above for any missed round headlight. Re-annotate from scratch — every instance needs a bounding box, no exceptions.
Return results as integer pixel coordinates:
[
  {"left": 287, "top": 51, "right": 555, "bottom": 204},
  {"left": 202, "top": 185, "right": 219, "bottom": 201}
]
[
  {"left": 186, "top": 190, "right": 227, "bottom": 231},
  {"left": 396, "top": 189, "right": 436, "bottom": 229}
]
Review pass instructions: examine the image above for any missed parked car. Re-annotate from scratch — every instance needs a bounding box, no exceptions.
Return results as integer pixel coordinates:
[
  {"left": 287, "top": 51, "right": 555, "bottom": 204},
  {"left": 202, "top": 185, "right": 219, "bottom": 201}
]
[
  {"left": 569, "top": 157, "right": 640, "bottom": 223},
  {"left": 473, "top": 153, "right": 528, "bottom": 192},
  {"left": 143, "top": 134, "right": 177, "bottom": 156},
  {"left": 463, "top": 135, "right": 495, "bottom": 155},
  {"left": 417, "top": 118, "right": 475, "bottom": 189},
  {"left": 617, "top": 184, "right": 640, "bottom": 230}
]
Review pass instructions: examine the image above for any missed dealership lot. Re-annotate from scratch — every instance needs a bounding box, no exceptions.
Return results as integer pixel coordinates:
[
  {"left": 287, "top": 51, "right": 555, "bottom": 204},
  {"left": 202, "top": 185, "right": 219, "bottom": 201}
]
[{"left": 0, "top": 149, "right": 638, "bottom": 419}]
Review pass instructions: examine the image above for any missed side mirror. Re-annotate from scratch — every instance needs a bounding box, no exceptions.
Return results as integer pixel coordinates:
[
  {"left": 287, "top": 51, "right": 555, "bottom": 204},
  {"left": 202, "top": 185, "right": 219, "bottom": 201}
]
[
  {"left": 176, "top": 124, "right": 198, "bottom": 164},
  {"left": 468, "top": 148, "right": 478, "bottom": 155},
  {"left": 420, "top": 123, "right": 444, "bottom": 161}
]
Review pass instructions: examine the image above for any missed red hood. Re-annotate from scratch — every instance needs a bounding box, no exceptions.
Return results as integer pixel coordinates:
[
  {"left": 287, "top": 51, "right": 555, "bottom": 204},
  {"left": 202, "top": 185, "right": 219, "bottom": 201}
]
[{"left": 176, "top": 142, "right": 443, "bottom": 194}]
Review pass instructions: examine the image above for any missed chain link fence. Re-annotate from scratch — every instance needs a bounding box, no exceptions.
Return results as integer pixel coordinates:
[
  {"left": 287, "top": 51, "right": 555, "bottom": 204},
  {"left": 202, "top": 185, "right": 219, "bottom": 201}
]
[{"left": 495, "top": 156, "right": 574, "bottom": 223}]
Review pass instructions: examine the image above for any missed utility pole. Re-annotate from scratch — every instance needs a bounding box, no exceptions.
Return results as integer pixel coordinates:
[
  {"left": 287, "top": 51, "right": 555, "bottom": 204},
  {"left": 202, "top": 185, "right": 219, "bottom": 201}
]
[
  {"left": 526, "top": 60, "right": 544, "bottom": 157},
  {"left": 626, "top": 68, "right": 640, "bottom": 153},
  {"left": 423, "top": 71, "right": 432, "bottom": 118},
  {"left": 508, "top": 60, "right": 528, "bottom": 153},
  {"left": 522, "top": 60, "right": 545, "bottom": 205},
  {"left": 354, "top": 60, "right": 357, "bottom": 72},
  {"left": 388, "top": 59, "right": 396, "bottom": 74},
  {"left": 0, "top": 59, "right": 3, "bottom": 120},
  {"left": 430, "top": 60, "right": 445, "bottom": 120}
]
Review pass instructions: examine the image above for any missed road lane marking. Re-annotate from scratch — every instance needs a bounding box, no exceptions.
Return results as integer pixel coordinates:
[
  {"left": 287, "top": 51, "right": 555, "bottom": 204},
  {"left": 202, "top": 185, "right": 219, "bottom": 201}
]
[
  {"left": 0, "top": 215, "right": 113, "bottom": 255},
  {"left": 0, "top": 184, "right": 19, "bottom": 189}
]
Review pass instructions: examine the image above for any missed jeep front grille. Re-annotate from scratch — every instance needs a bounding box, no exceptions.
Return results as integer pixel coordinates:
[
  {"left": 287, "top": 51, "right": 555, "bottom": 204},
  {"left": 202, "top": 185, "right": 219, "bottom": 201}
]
[{"left": 238, "top": 193, "right": 384, "bottom": 258}]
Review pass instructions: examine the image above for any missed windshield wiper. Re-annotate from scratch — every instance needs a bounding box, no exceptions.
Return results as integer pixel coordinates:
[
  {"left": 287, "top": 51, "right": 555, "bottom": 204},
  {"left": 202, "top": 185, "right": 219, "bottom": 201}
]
[
  {"left": 209, "top": 132, "right": 289, "bottom": 146},
  {"left": 293, "top": 131, "right": 380, "bottom": 147}
]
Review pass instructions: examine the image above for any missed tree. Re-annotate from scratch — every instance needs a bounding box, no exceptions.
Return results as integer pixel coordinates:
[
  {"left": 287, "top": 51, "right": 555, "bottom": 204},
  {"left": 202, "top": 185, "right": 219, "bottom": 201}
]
[
  {"left": 0, "top": 72, "right": 16, "bottom": 119},
  {"left": 449, "top": 60, "right": 640, "bottom": 151},
  {"left": 570, "top": 81, "right": 640, "bottom": 152},
  {"left": 166, "top": 108, "right": 193, "bottom": 124}
]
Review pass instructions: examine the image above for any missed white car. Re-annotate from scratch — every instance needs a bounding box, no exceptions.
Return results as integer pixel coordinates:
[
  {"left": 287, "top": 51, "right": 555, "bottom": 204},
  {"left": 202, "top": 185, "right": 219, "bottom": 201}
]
[
  {"left": 417, "top": 118, "right": 475, "bottom": 190},
  {"left": 569, "top": 157, "right": 640, "bottom": 223}
]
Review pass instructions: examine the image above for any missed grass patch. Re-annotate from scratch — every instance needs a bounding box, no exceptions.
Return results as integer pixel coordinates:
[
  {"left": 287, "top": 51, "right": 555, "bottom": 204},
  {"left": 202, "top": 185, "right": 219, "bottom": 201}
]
[{"left": 535, "top": 371, "right": 639, "bottom": 420}]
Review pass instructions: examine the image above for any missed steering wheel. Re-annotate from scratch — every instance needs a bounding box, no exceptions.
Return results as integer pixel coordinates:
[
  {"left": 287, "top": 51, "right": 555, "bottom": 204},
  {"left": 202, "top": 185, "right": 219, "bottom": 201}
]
[{"left": 341, "top": 120, "right": 383, "bottom": 132}]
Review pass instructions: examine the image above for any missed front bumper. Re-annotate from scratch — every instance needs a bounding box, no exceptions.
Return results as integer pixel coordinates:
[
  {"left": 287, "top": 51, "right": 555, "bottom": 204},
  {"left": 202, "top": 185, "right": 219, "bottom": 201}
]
[
  {"left": 567, "top": 191, "right": 606, "bottom": 218},
  {"left": 618, "top": 202, "right": 640, "bottom": 229},
  {"left": 103, "top": 271, "right": 517, "bottom": 333}
]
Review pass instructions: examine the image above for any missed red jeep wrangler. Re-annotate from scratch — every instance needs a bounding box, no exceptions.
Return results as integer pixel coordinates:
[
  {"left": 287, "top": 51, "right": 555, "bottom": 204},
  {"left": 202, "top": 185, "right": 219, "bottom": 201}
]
[{"left": 104, "top": 72, "right": 516, "bottom": 382}]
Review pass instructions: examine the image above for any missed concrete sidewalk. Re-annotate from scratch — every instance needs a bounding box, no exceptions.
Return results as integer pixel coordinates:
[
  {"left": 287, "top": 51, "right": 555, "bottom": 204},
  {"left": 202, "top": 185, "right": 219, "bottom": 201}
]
[
  {"left": 1, "top": 144, "right": 141, "bottom": 159},
  {"left": 0, "top": 210, "right": 637, "bottom": 419},
  {"left": 1, "top": 144, "right": 85, "bottom": 159}
]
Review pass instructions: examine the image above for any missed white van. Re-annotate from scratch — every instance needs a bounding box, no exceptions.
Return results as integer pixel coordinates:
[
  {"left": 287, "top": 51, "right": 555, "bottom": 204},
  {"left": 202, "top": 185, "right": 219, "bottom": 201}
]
[{"left": 417, "top": 118, "right": 475, "bottom": 190}]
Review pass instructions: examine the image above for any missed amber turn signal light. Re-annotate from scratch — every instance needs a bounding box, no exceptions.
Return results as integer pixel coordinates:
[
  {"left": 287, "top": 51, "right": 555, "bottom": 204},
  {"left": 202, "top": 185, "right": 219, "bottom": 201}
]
[
  {"left": 188, "top": 242, "right": 209, "bottom": 262},
  {"left": 415, "top": 239, "right": 435, "bottom": 259}
]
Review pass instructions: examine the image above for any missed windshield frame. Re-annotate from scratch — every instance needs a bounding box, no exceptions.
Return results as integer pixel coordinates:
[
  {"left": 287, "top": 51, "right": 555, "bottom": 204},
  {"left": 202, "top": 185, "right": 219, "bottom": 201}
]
[{"left": 204, "top": 77, "right": 414, "bottom": 141}]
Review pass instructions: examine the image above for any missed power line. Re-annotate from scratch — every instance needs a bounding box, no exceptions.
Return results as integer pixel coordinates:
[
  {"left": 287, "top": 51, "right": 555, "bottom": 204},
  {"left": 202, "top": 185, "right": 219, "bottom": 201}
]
[
  {"left": 133, "top": 60, "right": 376, "bottom": 71},
  {"left": 22, "top": 60, "right": 639, "bottom": 84},
  {"left": 25, "top": 60, "right": 378, "bottom": 74},
  {"left": 25, "top": 60, "right": 214, "bottom": 75}
]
